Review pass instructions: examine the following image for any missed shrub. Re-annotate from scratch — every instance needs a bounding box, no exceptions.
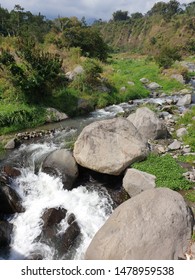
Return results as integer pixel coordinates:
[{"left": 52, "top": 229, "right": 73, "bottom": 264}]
[{"left": 154, "top": 46, "right": 182, "bottom": 69}]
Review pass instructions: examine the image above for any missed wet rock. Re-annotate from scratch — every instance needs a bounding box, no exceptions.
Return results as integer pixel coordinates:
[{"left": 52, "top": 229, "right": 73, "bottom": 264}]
[
  {"left": 123, "top": 168, "right": 156, "bottom": 197},
  {"left": 41, "top": 208, "right": 67, "bottom": 228},
  {"left": 42, "top": 149, "right": 78, "bottom": 190},
  {"left": 4, "top": 138, "right": 21, "bottom": 150},
  {"left": 73, "top": 118, "right": 148, "bottom": 175},
  {"left": 67, "top": 213, "right": 76, "bottom": 225},
  {"left": 85, "top": 188, "right": 193, "bottom": 260},
  {"left": 2, "top": 166, "right": 21, "bottom": 178},
  {"left": 26, "top": 253, "right": 43, "bottom": 260},
  {"left": 0, "top": 221, "right": 13, "bottom": 247},
  {"left": 59, "top": 221, "right": 80, "bottom": 255},
  {"left": 0, "top": 185, "right": 24, "bottom": 214}
]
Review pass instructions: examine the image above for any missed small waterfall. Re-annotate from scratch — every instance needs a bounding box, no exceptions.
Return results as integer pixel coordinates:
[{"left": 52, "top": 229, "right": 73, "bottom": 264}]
[{"left": 6, "top": 143, "right": 112, "bottom": 260}]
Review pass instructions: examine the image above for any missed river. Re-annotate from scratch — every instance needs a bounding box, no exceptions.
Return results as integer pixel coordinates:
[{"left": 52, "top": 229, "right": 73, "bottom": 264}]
[{"left": 0, "top": 93, "right": 194, "bottom": 260}]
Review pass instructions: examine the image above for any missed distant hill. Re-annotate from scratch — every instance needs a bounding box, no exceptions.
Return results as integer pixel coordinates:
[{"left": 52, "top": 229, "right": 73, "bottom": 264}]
[{"left": 93, "top": 1, "right": 195, "bottom": 56}]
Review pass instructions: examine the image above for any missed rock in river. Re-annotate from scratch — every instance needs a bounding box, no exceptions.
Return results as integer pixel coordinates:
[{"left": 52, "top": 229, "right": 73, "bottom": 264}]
[
  {"left": 85, "top": 188, "right": 194, "bottom": 260},
  {"left": 73, "top": 118, "right": 148, "bottom": 175}
]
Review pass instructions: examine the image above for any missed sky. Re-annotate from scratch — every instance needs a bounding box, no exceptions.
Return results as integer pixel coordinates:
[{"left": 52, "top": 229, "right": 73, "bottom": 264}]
[{"left": 0, "top": 0, "right": 193, "bottom": 20}]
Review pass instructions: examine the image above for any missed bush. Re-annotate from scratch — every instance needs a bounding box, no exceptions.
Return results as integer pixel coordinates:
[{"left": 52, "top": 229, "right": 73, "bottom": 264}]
[{"left": 154, "top": 46, "right": 182, "bottom": 69}]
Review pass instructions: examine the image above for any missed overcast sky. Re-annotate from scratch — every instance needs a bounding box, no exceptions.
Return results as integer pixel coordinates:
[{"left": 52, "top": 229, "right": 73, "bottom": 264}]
[{"left": 0, "top": 0, "right": 193, "bottom": 20}]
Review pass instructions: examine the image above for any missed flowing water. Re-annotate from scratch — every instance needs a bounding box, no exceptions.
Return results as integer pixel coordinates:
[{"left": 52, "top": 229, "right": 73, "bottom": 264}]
[{"left": 1, "top": 93, "right": 194, "bottom": 260}]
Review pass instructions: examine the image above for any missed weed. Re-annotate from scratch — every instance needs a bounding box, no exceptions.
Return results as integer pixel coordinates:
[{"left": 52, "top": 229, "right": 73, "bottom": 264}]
[{"left": 132, "top": 153, "right": 193, "bottom": 191}]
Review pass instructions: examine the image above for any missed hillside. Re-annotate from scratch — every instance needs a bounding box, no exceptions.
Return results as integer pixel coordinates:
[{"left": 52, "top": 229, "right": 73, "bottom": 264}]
[{"left": 95, "top": 1, "right": 195, "bottom": 55}]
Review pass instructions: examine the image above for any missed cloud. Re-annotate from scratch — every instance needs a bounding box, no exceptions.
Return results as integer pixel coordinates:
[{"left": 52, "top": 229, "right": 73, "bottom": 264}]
[{"left": 0, "top": 0, "right": 193, "bottom": 20}]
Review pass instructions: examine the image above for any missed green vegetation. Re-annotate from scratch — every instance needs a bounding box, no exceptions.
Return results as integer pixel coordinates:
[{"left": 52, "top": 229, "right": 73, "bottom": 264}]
[
  {"left": 185, "top": 191, "right": 195, "bottom": 203},
  {"left": 132, "top": 153, "right": 193, "bottom": 191},
  {"left": 176, "top": 106, "right": 195, "bottom": 152},
  {"left": 0, "top": 1, "right": 194, "bottom": 135},
  {"left": 0, "top": 103, "right": 46, "bottom": 134}
]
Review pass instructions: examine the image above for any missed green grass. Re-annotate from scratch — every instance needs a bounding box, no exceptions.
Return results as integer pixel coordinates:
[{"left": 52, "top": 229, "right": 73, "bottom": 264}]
[
  {"left": 0, "top": 102, "right": 46, "bottom": 135},
  {"left": 105, "top": 56, "right": 185, "bottom": 102},
  {"left": 185, "top": 191, "right": 195, "bottom": 203},
  {"left": 176, "top": 106, "right": 195, "bottom": 152},
  {"left": 132, "top": 153, "right": 193, "bottom": 191},
  {"left": 178, "top": 154, "right": 195, "bottom": 164}
]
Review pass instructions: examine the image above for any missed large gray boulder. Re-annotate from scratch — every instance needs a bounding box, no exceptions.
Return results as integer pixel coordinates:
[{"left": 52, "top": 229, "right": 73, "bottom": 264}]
[
  {"left": 73, "top": 118, "right": 148, "bottom": 175},
  {"left": 127, "top": 107, "right": 168, "bottom": 143},
  {"left": 85, "top": 188, "right": 193, "bottom": 260},
  {"left": 42, "top": 149, "right": 78, "bottom": 190},
  {"left": 123, "top": 168, "right": 156, "bottom": 197}
]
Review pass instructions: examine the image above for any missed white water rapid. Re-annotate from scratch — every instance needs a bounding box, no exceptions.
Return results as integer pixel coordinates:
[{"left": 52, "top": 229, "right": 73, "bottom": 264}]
[{"left": 7, "top": 143, "right": 112, "bottom": 260}]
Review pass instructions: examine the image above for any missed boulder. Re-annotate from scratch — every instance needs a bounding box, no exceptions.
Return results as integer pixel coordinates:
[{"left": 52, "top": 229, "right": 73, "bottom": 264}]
[
  {"left": 0, "top": 221, "right": 13, "bottom": 247},
  {"left": 85, "top": 188, "right": 193, "bottom": 260},
  {"left": 46, "top": 108, "right": 68, "bottom": 123},
  {"left": 177, "top": 94, "right": 192, "bottom": 106},
  {"left": 42, "top": 149, "right": 78, "bottom": 190},
  {"left": 73, "top": 118, "right": 148, "bottom": 175},
  {"left": 0, "top": 185, "right": 24, "bottom": 214},
  {"left": 127, "top": 107, "right": 168, "bottom": 143},
  {"left": 123, "top": 168, "right": 156, "bottom": 197}
]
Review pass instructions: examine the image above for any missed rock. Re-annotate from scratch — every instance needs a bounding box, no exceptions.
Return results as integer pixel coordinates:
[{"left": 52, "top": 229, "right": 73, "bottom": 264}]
[
  {"left": 177, "top": 94, "right": 192, "bottom": 106},
  {"left": 0, "top": 185, "right": 24, "bottom": 214},
  {"left": 67, "top": 213, "right": 76, "bottom": 225},
  {"left": 42, "top": 149, "right": 78, "bottom": 190},
  {"left": 85, "top": 188, "right": 193, "bottom": 260},
  {"left": 4, "top": 138, "right": 21, "bottom": 150},
  {"left": 127, "top": 107, "right": 169, "bottom": 143},
  {"left": 46, "top": 108, "right": 68, "bottom": 123},
  {"left": 140, "top": 78, "right": 149, "bottom": 84},
  {"left": 41, "top": 208, "right": 67, "bottom": 228},
  {"left": 73, "top": 118, "right": 148, "bottom": 175},
  {"left": 183, "top": 147, "right": 191, "bottom": 154},
  {"left": 2, "top": 166, "right": 21, "bottom": 178},
  {"left": 58, "top": 221, "right": 80, "bottom": 256},
  {"left": 171, "top": 74, "right": 185, "bottom": 84},
  {"left": 65, "top": 65, "right": 84, "bottom": 81},
  {"left": 0, "top": 221, "right": 13, "bottom": 247},
  {"left": 77, "top": 98, "right": 94, "bottom": 114},
  {"left": 147, "top": 82, "right": 162, "bottom": 90},
  {"left": 123, "top": 169, "right": 156, "bottom": 197},
  {"left": 168, "top": 140, "right": 181, "bottom": 150},
  {"left": 176, "top": 128, "right": 188, "bottom": 138},
  {"left": 120, "top": 86, "right": 126, "bottom": 92},
  {"left": 179, "top": 89, "right": 193, "bottom": 95},
  {"left": 127, "top": 81, "right": 135, "bottom": 86}
]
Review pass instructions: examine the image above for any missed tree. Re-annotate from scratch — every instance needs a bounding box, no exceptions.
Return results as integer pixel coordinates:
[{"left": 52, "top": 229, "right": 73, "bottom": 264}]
[
  {"left": 112, "top": 10, "right": 129, "bottom": 21},
  {"left": 130, "top": 12, "right": 143, "bottom": 21}
]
